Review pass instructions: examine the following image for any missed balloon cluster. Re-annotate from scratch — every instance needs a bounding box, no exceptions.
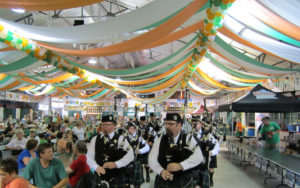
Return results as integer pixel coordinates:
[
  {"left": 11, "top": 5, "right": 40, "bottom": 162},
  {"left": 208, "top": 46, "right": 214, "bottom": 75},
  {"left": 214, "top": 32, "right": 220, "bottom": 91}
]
[
  {"left": 0, "top": 24, "right": 46, "bottom": 60},
  {"left": 182, "top": 0, "right": 235, "bottom": 87}
]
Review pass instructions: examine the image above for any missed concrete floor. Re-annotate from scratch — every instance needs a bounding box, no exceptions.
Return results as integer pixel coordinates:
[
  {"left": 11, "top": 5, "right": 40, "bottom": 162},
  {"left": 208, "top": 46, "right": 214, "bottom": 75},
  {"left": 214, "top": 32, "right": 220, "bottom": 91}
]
[
  {"left": 56, "top": 144, "right": 281, "bottom": 188},
  {"left": 141, "top": 146, "right": 280, "bottom": 188}
]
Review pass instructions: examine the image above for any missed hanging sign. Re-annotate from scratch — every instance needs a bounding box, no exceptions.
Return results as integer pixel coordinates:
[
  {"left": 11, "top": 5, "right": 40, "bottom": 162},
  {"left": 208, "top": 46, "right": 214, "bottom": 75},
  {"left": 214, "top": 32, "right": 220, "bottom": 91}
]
[{"left": 253, "top": 89, "right": 277, "bottom": 99}]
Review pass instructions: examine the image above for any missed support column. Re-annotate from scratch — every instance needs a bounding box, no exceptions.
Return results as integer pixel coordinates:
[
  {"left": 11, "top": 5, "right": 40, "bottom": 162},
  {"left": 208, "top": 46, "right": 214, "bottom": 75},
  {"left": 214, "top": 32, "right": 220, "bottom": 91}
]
[
  {"left": 16, "top": 108, "right": 21, "bottom": 120},
  {"left": 48, "top": 97, "right": 52, "bottom": 116},
  {"left": 0, "top": 107, "right": 3, "bottom": 122}
]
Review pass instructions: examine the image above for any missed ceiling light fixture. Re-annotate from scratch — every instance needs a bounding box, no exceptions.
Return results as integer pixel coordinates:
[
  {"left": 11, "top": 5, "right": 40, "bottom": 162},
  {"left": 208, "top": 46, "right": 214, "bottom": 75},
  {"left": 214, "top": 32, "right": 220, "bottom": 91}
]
[
  {"left": 88, "top": 59, "right": 97, "bottom": 64},
  {"left": 11, "top": 9, "right": 25, "bottom": 13}
]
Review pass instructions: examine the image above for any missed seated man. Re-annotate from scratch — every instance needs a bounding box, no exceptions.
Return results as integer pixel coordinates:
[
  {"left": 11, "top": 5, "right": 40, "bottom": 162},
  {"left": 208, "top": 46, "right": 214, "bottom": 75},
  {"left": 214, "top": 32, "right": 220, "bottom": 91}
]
[
  {"left": 149, "top": 113, "right": 203, "bottom": 188},
  {"left": 23, "top": 143, "right": 68, "bottom": 188},
  {"left": 6, "top": 129, "right": 27, "bottom": 155}
]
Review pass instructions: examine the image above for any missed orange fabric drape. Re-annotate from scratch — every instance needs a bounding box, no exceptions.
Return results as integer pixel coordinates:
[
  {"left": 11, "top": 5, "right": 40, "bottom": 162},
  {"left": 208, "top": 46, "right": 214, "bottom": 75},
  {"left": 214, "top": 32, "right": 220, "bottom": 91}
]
[
  {"left": 108, "top": 57, "right": 189, "bottom": 85},
  {"left": 132, "top": 68, "right": 186, "bottom": 93},
  {"left": 37, "top": 0, "right": 207, "bottom": 57},
  {"left": 19, "top": 73, "right": 73, "bottom": 85},
  {"left": 50, "top": 22, "right": 202, "bottom": 73},
  {"left": 0, "top": 81, "right": 22, "bottom": 91},
  {"left": 73, "top": 87, "right": 106, "bottom": 98},
  {"left": 0, "top": 0, "right": 104, "bottom": 11},
  {"left": 18, "top": 85, "right": 36, "bottom": 91},
  {"left": 139, "top": 21, "right": 204, "bottom": 50},
  {"left": 70, "top": 83, "right": 96, "bottom": 89},
  {"left": 219, "top": 27, "right": 289, "bottom": 62},
  {"left": 251, "top": 0, "right": 300, "bottom": 41},
  {"left": 0, "top": 47, "right": 16, "bottom": 52}
]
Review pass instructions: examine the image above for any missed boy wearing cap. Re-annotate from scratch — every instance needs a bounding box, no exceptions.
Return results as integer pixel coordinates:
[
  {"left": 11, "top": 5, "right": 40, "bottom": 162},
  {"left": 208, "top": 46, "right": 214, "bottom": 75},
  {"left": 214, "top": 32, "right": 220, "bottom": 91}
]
[
  {"left": 125, "top": 122, "right": 150, "bottom": 188},
  {"left": 149, "top": 113, "right": 203, "bottom": 188},
  {"left": 29, "top": 129, "right": 40, "bottom": 144},
  {"left": 87, "top": 115, "right": 134, "bottom": 188}
]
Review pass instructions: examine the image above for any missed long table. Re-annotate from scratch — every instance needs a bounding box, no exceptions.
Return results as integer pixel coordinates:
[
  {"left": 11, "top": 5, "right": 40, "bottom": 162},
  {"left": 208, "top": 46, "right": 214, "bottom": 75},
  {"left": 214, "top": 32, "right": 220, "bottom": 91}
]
[{"left": 226, "top": 141, "right": 300, "bottom": 188}]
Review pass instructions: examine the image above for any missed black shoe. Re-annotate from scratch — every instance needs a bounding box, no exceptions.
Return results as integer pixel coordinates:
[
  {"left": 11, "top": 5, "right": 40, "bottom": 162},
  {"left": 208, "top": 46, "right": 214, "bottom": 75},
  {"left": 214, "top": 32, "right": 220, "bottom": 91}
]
[
  {"left": 210, "top": 181, "right": 214, "bottom": 187},
  {"left": 146, "top": 176, "right": 150, "bottom": 182}
]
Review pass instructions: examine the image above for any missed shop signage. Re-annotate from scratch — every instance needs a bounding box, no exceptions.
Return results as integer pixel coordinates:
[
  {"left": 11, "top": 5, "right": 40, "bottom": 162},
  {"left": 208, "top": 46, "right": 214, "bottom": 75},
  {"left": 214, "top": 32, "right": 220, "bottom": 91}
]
[{"left": 253, "top": 89, "right": 277, "bottom": 99}]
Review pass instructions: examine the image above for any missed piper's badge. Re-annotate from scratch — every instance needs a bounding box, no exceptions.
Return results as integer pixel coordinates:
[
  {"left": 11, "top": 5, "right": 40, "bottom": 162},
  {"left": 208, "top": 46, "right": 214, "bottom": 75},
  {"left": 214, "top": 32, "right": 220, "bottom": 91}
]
[
  {"left": 174, "top": 115, "right": 177, "bottom": 121},
  {"left": 109, "top": 116, "right": 113, "bottom": 120}
]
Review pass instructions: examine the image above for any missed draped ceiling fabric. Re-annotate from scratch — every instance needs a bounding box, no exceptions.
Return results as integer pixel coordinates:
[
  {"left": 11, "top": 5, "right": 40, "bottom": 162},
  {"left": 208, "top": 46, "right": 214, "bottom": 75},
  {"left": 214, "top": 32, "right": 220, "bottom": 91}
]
[
  {"left": 0, "top": 0, "right": 299, "bottom": 103},
  {"left": 0, "top": 0, "right": 195, "bottom": 43},
  {"left": 0, "top": 0, "right": 105, "bottom": 11}
]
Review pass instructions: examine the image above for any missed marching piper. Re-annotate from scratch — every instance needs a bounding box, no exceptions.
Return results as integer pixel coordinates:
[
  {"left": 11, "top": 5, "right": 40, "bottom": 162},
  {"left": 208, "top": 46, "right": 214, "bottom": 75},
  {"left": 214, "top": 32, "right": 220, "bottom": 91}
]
[
  {"left": 149, "top": 113, "right": 203, "bottom": 188},
  {"left": 191, "top": 116, "right": 216, "bottom": 188},
  {"left": 125, "top": 121, "right": 150, "bottom": 188},
  {"left": 139, "top": 116, "right": 157, "bottom": 182},
  {"left": 87, "top": 115, "right": 134, "bottom": 188}
]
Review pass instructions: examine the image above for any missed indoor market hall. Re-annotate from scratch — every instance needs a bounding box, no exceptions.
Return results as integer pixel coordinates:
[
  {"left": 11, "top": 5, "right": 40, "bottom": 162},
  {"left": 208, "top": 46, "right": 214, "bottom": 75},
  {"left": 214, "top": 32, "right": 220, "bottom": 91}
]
[{"left": 0, "top": 0, "right": 299, "bottom": 188}]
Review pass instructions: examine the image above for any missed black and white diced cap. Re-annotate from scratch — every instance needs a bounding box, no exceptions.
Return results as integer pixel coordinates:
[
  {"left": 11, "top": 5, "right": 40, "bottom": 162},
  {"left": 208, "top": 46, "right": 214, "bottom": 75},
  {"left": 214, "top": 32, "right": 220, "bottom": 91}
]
[
  {"left": 102, "top": 115, "right": 115, "bottom": 123},
  {"left": 165, "top": 113, "right": 182, "bottom": 123}
]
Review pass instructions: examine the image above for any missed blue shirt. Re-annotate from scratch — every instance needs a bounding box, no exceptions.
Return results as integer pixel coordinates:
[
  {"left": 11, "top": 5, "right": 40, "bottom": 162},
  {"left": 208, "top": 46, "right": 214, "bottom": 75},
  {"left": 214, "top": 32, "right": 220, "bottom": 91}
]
[{"left": 18, "top": 149, "right": 38, "bottom": 169}]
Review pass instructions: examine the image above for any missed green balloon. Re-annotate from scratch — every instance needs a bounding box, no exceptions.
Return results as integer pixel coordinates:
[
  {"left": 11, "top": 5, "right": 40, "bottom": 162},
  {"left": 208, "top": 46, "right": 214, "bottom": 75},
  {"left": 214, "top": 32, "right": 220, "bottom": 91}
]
[
  {"left": 220, "top": 3, "right": 227, "bottom": 10},
  {"left": 214, "top": 0, "right": 222, "bottom": 6},
  {"left": 210, "top": 30, "right": 217, "bottom": 34},
  {"left": 17, "top": 38, "right": 23, "bottom": 44},
  {"left": 213, "top": 16, "right": 222, "bottom": 25},
  {"left": 6, "top": 35, "right": 13, "bottom": 41},
  {"left": 26, "top": 44, "right": 32, "bottom": 50}
]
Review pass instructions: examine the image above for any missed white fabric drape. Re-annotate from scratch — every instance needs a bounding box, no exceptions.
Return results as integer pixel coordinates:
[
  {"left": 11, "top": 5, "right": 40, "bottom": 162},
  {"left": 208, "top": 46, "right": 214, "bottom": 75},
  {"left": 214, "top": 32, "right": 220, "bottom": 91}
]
[
  {"left": 240, "top": 29, "right": 300, "bottom": 63},
  {"left": 258, "top": 0, "right": 300, "bottom": 27},
  {"left": 211, "top": 41, "right": 296, "bottom": 75},
  {"left": 0, "top": 0, "right": 193, "bottom": 43}
]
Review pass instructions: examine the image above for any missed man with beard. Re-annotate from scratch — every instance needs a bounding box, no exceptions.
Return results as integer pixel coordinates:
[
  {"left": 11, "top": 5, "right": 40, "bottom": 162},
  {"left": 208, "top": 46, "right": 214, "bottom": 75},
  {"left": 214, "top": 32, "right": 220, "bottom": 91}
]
[
  {"left": 139, "top": 116, "right": 156, "bottom": 182},
  {"left": 125, "top": 121, "right": 150, "bottom": 188},
  {"left": 191, "top": 116, "right": 216, "bottom": 188},
  {"left": 149, "top": 113, "right": 203, "bottom": 188},
  {"left": 87, "top": 115, "right": 134, "bottom": 188}
]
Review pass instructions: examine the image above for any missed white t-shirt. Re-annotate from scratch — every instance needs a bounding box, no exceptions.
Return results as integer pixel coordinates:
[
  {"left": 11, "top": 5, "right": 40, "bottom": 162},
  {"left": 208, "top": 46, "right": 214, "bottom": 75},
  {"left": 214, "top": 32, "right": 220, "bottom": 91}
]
[
  {"left": 72, "top": 126, "right": 85, "bottom": 140},
  {"left": 6, "top": 138, "right": 28, "bottom": 149}
]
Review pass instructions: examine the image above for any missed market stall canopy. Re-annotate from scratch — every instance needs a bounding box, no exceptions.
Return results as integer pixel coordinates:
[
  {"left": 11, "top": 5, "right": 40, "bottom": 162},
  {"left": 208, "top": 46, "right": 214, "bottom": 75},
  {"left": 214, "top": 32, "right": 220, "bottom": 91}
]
[
  {"left": 218, "top": 84, "right": 300, "bottom": 112},
  {"left": 192, "top": 105, "right": 204, "bottom": 114}
]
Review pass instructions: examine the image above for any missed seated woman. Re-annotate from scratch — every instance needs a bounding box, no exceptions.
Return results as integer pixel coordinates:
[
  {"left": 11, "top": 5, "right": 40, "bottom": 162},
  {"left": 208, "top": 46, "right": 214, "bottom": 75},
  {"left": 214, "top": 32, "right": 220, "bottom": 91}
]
[
  {"left": 0, "top": 158, "right": 31, "bottom": 188},
  {"left": 65, "top": 141, "right": 90, "bottom": 188},
  {"left": 17, "top": 139, "right": 38, "bottom": 176}
]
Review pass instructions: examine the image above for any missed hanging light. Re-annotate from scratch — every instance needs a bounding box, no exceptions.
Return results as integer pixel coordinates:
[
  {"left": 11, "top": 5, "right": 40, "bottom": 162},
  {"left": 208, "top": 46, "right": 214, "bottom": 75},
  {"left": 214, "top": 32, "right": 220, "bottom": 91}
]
[{"left": 11, "top": 9, "right": 25, "bottom": 13}]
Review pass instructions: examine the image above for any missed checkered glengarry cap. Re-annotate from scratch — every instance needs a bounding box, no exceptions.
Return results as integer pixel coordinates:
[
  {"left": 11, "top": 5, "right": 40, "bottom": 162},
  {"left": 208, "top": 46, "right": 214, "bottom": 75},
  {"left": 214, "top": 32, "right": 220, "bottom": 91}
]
[
  {"left": 102, "top": 115, "right": 115, "bottom": 123},
  {"left": 191, "top": 115, "right": 200, "bottom": 122},
  {"left": 165, "top": 113, "right": 182, "bottom": 123},
  {"left": 140, "top": 116, "right": 146, "bottom": 121}
]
